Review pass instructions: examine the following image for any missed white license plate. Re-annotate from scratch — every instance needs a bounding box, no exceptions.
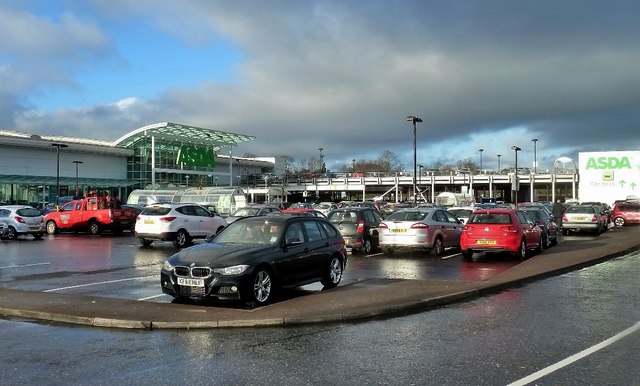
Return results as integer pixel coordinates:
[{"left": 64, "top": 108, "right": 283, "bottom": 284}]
[{"left": 177, "top": 277, "right": 204, "bottom": 287}]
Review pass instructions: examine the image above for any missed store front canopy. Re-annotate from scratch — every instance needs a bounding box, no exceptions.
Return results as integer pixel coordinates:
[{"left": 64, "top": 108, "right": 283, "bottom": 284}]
[
  {"left": 0, "top": 175, "right": 138, "bottom": 187},
  {"left": 113, "top": 122, "right": 256, "bottom": 150}
]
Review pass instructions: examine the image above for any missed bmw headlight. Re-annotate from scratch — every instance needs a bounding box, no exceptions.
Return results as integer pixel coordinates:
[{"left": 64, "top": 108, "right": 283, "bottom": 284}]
[
  {"left": 162, "top": 260, "right": 174, "bottom": 271},
  {"left": 213, "top": 265, "right": 249, "bottom": 275}
]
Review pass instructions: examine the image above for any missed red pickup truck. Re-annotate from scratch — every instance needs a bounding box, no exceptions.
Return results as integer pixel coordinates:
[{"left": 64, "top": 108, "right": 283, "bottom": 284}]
[{"left": 45, "top": 196, "right": 137, "bottom": 235}]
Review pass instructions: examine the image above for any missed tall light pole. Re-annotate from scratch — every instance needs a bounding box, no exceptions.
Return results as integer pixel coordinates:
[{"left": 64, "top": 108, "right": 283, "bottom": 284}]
[
  {"left": 72, "top": 160, "right": 83, "bottom": 197},
  {"left": 318, "top": 147, "right": 325, "bottom": 174},
  {"left": 418, "top": 164, "right": 424, "bottom": 201},
  {"left": 352, "top": 158, "right": 356, "bottom": 173},
  {"left": 478, "top": 148, "right": 484, "bottom": 174},
  {"left": 406, "top": 115, "right": 423, "bottom": 206},
  {"left": 52, "top": 143, "right": 68, "bottom": 206},
  {"left": 532, "top": 138, "right": 538, "bottom": 174},
  {"left": 497, "top": 154, "right": 502, "bottom": 174},
  {"left": 511, "top": 146, "right": 521, "bottom": 207}
]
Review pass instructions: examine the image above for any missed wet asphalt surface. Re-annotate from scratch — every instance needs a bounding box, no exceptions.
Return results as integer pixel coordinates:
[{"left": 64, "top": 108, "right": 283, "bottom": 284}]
[
  {"left": 0, "top": 234, "right": 637, "bottom": 385},
  {"left": 0, "top": 231, "right": 531, "bottom": 301}
]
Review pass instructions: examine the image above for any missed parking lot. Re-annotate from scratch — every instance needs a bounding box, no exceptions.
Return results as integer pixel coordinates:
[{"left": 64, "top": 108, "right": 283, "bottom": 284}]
[{"left": 0, "top": 231, "right": 545, "bottom": 304}]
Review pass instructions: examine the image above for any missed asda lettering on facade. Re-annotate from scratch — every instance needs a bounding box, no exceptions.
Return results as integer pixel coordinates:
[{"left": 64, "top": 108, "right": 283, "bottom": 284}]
[{"left": 176, "top": 145, "right": 215, "bottom": 167}]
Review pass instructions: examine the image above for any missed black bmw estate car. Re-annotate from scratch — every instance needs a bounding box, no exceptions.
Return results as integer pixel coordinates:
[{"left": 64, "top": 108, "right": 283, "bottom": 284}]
[{"left": 161, "top": 215, "right": 347, "bottom": 306}]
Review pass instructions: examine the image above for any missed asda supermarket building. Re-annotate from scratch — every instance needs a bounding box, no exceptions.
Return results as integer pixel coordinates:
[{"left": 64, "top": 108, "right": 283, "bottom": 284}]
[{"left": 0, "top": 122, "right": 278, "bottom": 209}]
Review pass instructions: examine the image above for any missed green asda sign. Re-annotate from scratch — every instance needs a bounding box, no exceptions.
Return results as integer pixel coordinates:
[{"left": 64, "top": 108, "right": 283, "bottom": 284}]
[
  {"left": 585, "top": 156, "right": 631, "bottom": 170},
  {"left": 176, "top": 145, "right": 215, "bottom": 167}
]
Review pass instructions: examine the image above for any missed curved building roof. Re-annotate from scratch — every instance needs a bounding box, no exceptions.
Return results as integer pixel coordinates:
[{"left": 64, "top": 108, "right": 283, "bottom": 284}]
[{"left": 113, "top": 122, "right": 255, "bottom": 150}]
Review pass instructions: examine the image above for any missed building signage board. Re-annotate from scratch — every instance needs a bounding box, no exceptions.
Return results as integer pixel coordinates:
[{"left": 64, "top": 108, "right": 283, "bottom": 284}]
[{"left": 578, "top": 151, "right": 640, "bottom": 205}]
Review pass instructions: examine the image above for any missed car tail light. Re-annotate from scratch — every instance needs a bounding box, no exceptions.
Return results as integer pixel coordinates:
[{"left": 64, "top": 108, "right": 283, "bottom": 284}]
[
  {"left": 591, "top": 215, "right": 598, "bottom": 223},
  {"left": 15, "top": 216, "right": 25, "bottom": 224},
  {"left": 501, "top": 226, "right": 518, "bottom": 233},
  {"left": 562, "top": 215, "right": 568, "bottom": 222},
  {"left": 160, "top": 216, "right": 177, "bottom": 223},
  {"left": 411, "top": 223, "right": 429, "bottom": 229},
  {"left": 356, "top": 220, "right": 364, "bottom": 234},
  {"left": 379, "top": 222, "right": 388, "bottom": 229},
  {"left": 136, "top": 216, "right": 141, "bottom": 221}
]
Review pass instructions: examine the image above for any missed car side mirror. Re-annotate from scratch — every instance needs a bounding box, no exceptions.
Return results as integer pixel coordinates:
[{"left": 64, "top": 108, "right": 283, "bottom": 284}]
[{"left": 205, "top": 234, "right": 215, "bottom": 243}]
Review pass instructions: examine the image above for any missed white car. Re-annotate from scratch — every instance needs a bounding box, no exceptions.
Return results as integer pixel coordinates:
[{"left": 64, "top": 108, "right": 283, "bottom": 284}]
[
  {"left": 135, "top": 203, "right": 227, "bottom": 248},
  {"left": 0, "top": 205, "right": 46, "bottom": 240},
  {"left": 447, "top": 206, "right": 475, "bottom": 225},
  {"left": 314, "top": 202, "right": 338, "bottom": 216}
]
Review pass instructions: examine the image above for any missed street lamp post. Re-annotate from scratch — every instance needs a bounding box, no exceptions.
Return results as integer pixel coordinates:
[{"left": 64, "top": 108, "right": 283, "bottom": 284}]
[
  {"left": 497, "top": 154, "right": 502, "bottom": 174},
  {"left": 318, "top": 148, "right": 325, "bottom": 174},
  {"left": 72, "top": 160, "right": 83, "bottom": 197},
  {"left": 406, "top": 115, "right": 423, "bottom": 206},
  {"left": 478, "top": 148, "right": 484, "bottom": 174},
  {"left": 352, "top": 158, "right": 356, "bottom": 173},
  {"left": 511, "top": 146, "right": 521, "bottom": 207},
  {"left": 52, "top": 143, "right": 68, "bottom": 206},
  {"left": 418, "top": 164, "right": 423, "bottom": 201},
  {"left": 532, "top": 138, "right": 538, "bottom": 174}
]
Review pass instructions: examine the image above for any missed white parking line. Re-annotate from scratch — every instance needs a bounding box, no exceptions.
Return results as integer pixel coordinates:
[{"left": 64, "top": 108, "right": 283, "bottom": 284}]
[
  {"left": 43, "top": 275, "right": 156, "bottom": 292},
  {"left": 137, "top": 294, "right": 166, "bottom": 301},
  {"left": 441, "top": 252, "right": 461, "bottom": 260},
  {"left": 364, "top": 252, "right": 384, "bottom": 257},
  {"left": 508, "top": 321, "right": 640, "bottom": 386},
  {"left": 0, "top": 262, "right": 51, "bottom": 269}
]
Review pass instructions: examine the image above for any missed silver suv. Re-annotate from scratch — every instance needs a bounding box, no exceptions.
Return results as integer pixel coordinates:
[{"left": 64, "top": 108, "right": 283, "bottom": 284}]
[{"left": 0, "top": 205, "right": 46, "bottom": 240}]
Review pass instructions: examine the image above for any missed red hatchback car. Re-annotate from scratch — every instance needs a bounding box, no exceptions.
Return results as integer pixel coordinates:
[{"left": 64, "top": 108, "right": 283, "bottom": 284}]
[
  {"left": 611, "top": 200, "right": 640, "bottom": 227},
  {"left": 460, "top": 208, "right": 543, "bottom": 261}
]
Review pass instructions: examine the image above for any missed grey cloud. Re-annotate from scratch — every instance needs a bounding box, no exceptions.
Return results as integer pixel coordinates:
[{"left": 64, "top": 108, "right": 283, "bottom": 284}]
[{"left": 5, "top": 0, "right": 640, "bottom": 171}]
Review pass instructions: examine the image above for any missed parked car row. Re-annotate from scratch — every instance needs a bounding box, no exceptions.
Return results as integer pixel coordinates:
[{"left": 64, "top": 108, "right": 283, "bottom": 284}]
[{"left": 158, "top": 204, "right": 568, "bottom": 307}]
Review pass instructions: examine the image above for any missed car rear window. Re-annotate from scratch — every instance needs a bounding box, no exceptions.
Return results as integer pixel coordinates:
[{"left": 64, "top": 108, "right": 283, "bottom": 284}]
[
  {"left": 386, "top": 211, "right": 428, "bottom": 221},
  {"left": 16, "top": 208, "right": 41, "bottom": 217},
  {"left": 233, "top": 208, "right": 260, "bottom": 216},
  {"left": 566, "top": 206, "right": 595, "bottom": 214},
  {"left": 449, "top": 209, "right": 472, "bottom": 218},
  {"left": 522, "top": 210, "right": 542, "bottom": 220},
  {"left": 328, "top": 211, "right": 359, "bottom": 223},
  {"left": 468, "top": 213, "right": 512, "bottom": 224},
  {"left": 141, "top": 207, "right": 171, "bottom": 216}
]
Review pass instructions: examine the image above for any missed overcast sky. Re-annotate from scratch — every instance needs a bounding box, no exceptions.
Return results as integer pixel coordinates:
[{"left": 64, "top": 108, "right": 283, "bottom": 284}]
[{"left": 1, "top": 0, "right": 639, "bottom": 172}]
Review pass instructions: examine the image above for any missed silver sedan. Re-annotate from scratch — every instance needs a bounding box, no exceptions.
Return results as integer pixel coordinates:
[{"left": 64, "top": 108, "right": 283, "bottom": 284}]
[{"left": 378, "top": 208, "right": 464, "bottom": 256}]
